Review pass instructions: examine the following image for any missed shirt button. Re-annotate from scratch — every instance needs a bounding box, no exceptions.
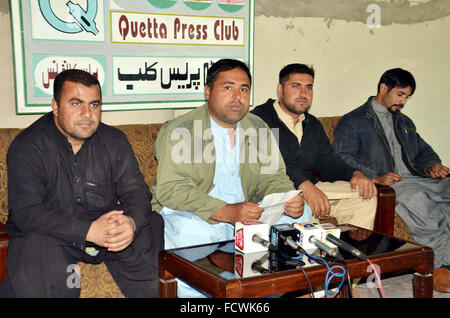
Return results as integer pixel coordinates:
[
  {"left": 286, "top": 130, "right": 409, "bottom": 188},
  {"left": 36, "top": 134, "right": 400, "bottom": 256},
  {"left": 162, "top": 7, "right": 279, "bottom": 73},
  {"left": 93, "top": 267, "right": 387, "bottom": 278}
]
[
  {"left": 75, "top": 177, "right": 81, "bottom": 183},
  {"left": 73, "top": 159, "right": 77, "bottom": 166},
  {"left": 76, "top": 196, "right": 81, "bottom": 203}
]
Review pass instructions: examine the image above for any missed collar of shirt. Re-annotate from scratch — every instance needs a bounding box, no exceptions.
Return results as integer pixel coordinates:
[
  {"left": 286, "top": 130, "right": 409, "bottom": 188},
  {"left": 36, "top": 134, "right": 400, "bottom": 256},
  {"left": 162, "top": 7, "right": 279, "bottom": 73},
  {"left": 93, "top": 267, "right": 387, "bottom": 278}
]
[
  {"left": 371, "top": 98, "right": 391, "bottom": 116},
  {"left": 49, "top": 113, "right": 98, "bottom": 156},
  {"left": 209, "top": 115, "right": 240, "bottom": 164},
  {"left": 47, "top": 112, "right": 78, "bottom": 154},
  {"left": 209, "top": 115, "right": 240, "bottom": 140},
  {"left": 273, "top": 99, "right": 305, "bottom": 144}
]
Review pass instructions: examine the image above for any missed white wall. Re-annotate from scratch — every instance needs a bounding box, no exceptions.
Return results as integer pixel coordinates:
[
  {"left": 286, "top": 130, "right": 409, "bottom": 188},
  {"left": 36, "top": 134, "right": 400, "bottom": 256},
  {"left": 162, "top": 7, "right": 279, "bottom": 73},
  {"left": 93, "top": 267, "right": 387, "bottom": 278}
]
[{"left": 253, "top": 3, "right": 450, "bottom": 165}]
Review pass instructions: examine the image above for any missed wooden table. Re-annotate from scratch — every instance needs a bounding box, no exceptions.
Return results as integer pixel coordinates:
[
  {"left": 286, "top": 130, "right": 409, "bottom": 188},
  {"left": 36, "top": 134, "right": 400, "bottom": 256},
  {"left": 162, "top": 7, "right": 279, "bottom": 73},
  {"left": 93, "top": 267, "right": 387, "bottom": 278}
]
[{"left": 159, "top": 224, "right": 434, "bottom": 298}]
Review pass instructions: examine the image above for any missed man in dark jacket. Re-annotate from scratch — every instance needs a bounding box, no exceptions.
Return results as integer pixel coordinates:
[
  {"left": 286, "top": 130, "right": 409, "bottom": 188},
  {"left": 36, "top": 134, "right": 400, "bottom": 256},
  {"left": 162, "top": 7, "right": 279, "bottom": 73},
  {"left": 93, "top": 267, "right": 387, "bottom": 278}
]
[
  {"left": 0, "top": 69, "right": 164, "bottom": 297},
  {"left": 252, "top": 63, "right": 377, "bottom": 230},
  {"left": 333, "top": 68, "right": 450, "bottom": 293}
]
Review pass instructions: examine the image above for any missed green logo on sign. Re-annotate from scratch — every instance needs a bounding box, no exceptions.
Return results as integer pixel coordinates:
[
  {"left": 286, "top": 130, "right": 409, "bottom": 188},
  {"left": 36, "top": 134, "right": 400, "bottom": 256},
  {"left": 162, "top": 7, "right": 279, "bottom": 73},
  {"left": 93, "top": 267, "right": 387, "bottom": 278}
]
[
  {"left": 184, "top": 0, "right": 212, "bottom": 11},
  {"left": 148, "top": 0, "right": 177, "bottom": 9},
  {"left": 218, "top": 0, "right": 244, "bottom": 13}
]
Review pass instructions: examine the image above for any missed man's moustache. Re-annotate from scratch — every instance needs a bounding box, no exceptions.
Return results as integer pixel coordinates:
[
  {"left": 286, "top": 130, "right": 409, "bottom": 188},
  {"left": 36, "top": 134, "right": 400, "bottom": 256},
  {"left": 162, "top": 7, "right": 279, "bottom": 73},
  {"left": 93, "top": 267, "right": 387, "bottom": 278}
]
[{"left": 388, "top": 105, "right": 403, "bottom": 114}]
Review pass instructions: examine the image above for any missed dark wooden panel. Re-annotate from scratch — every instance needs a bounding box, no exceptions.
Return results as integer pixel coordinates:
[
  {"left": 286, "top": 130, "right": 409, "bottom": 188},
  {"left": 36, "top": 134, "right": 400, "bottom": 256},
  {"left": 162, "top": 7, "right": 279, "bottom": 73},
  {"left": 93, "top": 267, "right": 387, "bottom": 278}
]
[
  {"left": 373, "top": 184, "right": 396, "bottom": 235},
  {"left": 0, "top": 223, "right": 10, "bottom": 283}
]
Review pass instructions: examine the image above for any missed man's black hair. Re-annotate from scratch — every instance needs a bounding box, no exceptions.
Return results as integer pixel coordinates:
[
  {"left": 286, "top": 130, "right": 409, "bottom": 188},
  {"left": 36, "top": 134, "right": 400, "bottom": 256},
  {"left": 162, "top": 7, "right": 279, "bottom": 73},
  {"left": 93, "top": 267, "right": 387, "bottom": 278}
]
[
  {"left": 377, "top": 68, "right": 416, "bottom": 95},
  {"left": 279, "top": 63, "right": 315, "bottom": 85},
  {"left": 53, "top": 69, "right": 101, "bottom": 104},
  {"left": 205, "top": 59, "right": 252, "bottom": 88}
]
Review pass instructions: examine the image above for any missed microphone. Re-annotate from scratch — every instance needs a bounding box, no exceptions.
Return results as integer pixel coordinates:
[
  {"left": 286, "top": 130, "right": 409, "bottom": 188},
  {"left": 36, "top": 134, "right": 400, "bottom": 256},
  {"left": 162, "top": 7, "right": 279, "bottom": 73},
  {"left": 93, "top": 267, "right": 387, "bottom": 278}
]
[
  {"left": 309, "top": 235, "right": 344, "bottom": 262},
  {"left": 235, "top": 251, "right": 270, "bottom": 278},
  {"left": 294, "top": 222, "right": 340, "bottom": 251},
  {"left": 235, "top": 221, "right": 270, "bottom": 253},
  {"left": 252, "top": 233, "right": 269, "bottom": 247},
  {"left": 270, "top": 224, "right": 302, "bottom": 257},
  {"left": 326, "top": 233, "right": 368, "bottom": 260},
  {"left": 279, "top": 232, "right": 305, "bottom": 254},
  {"left": 252, "top": 234, "right": 278, "bottom": 253},
  {"left": 251, "top": 253, "right": 270, "bottom": 274}
]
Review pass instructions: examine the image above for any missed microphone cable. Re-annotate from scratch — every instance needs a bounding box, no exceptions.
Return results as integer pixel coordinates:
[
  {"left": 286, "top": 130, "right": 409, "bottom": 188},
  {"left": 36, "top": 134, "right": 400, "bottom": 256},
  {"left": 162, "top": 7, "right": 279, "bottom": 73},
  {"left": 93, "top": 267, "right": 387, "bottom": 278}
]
[
  {"left": 276, "top": 233, "right": 346, "bottom": 298},
  {"left": 367, "top": 258, "right": 386, "bottom": 298},
  {"left": 304, "top": 251, "right": 346, "bottom": 298},
  {"left": 278, "top": 255, "right": 315, "bottom": 298},
  {"left": 325, "top": 233, "right": 386, "bottom": 298},
  {"left": 341, "top": 260, "right": 353, "bottom": 298},
  {"left": 273, "top": 244, "right": 316, "bottom": 298},
  {"left": 297, "top": 262, "right": 315, "bottom": 298}
]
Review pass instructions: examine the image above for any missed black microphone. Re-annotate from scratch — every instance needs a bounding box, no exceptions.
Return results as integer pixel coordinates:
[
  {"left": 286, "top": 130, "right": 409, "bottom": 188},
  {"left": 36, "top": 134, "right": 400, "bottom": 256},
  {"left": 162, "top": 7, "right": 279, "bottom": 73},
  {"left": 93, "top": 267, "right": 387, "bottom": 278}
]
[
  {"left": 309, "top": 236, "right": 344, "bottom": 262},
  {"left": 251, "top": 254, "right": 270, "bottom": 274},
  {"left": 279, "top": 232, "right": 305, "bottom": 253},
  {"left": 326, "top": 233, "right": 368, "bottom": 260},
  {"left": 252, "top": 234, "right": 278, "bottom": 253}
]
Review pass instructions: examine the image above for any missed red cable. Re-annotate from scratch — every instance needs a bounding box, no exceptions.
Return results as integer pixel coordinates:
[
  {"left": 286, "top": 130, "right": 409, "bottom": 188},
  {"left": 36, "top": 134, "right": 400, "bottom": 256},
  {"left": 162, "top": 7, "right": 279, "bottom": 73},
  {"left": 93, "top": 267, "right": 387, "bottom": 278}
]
[{"left": 367, "top": 259, "right": 386, "bottom": 298}]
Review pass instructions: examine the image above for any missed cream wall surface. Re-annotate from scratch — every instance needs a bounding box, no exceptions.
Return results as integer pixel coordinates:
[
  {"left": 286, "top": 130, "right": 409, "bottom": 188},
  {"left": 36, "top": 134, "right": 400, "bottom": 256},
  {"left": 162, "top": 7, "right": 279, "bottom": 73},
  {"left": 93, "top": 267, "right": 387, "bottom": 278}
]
[{"left": 0, "top": 0, "right": 448, "bottom": 164}]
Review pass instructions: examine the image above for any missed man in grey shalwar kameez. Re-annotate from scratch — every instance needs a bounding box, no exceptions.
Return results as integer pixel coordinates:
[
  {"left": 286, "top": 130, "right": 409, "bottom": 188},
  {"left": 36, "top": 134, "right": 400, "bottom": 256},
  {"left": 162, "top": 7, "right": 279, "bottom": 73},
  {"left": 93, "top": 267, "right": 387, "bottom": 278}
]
[{"left": 332, "top": 68, "right": 450, "bottom": 293}]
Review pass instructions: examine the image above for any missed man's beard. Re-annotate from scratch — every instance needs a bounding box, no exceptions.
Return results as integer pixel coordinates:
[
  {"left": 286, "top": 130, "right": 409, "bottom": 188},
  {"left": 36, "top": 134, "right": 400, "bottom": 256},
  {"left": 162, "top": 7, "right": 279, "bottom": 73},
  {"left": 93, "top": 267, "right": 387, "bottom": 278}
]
[
  {"left": 388, "top": 105, "right": 403, "bottom": 114},
  {"left": 282, "top": 98, "right": 311, "bottom": 115}
]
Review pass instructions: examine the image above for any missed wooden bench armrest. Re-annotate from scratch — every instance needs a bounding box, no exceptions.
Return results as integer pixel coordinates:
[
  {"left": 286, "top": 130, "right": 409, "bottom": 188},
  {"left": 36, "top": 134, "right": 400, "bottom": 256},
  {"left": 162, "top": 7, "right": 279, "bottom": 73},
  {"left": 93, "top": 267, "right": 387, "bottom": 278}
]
[
  {"left": 0, "top": 223, "right": 9, "bottom": 283},
  {"left": 310, "top": 171, "right": 396, "bottom": 235},
  {"left": 373, "top": 184, "right": 396, "bottom": 235}
]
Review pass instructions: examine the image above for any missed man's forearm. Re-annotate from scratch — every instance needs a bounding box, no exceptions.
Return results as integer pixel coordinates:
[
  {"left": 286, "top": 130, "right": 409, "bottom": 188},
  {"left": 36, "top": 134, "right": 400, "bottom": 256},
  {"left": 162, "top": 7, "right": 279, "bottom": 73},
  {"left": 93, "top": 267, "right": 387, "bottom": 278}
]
[{"left": 209, "top": 204, "right": 235, "bottom": 224}]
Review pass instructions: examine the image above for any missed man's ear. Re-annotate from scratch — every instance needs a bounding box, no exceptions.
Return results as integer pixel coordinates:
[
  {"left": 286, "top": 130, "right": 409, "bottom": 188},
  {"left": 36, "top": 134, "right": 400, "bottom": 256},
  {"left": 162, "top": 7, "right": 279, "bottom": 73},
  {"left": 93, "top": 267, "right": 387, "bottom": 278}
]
[
  {"left": 276, "top": 83, "right": 283, "bottom": 98},
  {"left": 51, "top": 99, "right": 58, "bottom": 117},
  {"left": 379, "top": 83, "right": 389, "bottom": 95},
  {"left": 204, "top": 84, "right": 211, "bottom": 101}
]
